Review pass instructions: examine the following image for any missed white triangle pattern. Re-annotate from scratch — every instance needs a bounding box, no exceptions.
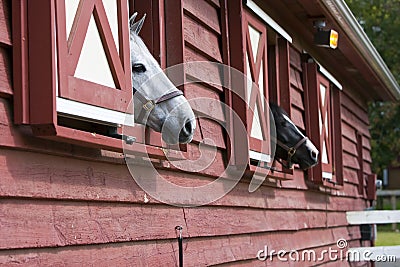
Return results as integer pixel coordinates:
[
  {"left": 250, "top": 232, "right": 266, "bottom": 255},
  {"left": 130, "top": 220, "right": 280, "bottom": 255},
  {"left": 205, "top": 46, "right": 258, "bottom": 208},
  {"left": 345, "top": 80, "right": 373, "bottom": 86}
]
[
  {"left": 248, "top": 25, "right": 261, "bottom": 64},
  {"left": 74, "top": 14, "right": 116, "bottom": 88},
  {"left": 251, "top": 102, "right": 263, "bottom": 140},
  {"left": 322, "top": 140, "right": 329, "bottom": 164}
]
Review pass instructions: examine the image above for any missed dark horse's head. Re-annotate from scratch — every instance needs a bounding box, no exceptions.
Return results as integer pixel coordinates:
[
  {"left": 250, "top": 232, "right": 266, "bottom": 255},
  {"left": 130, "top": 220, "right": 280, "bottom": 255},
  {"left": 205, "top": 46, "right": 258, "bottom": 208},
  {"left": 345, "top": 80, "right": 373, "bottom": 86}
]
[{"left": 270, "top": 103, "right": 319, "bottom": 170}]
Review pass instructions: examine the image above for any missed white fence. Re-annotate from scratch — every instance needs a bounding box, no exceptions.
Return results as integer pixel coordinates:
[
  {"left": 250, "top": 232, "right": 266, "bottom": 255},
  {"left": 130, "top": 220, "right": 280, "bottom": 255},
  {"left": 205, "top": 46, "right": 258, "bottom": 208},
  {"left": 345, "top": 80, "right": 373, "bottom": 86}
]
[{"left": 346, "top": 208, "right": 400, "bottom": 264}]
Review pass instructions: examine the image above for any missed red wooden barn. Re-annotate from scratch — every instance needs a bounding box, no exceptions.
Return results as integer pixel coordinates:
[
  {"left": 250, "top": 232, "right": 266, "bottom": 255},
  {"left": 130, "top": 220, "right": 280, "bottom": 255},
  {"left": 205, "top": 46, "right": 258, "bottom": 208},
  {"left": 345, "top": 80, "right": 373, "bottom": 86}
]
[{"left": 1, "top": 0, "right": 399, "bottom": 266}]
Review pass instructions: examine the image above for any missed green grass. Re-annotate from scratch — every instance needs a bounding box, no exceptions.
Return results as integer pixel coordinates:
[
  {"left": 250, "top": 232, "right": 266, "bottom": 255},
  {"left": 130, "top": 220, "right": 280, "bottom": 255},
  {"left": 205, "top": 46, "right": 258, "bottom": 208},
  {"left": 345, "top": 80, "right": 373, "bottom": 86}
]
[
  {"left": 378, "top": 224, "right": 400, "bottom": 231},
  {"left": 374, "top": 197, "right": 400, "bottom": 246},
  {"left": 376, "top": 231, "right": 400, "bottom": 246},
  {"left": 377, "top": 197, "right": 400, "bottom": 210}
]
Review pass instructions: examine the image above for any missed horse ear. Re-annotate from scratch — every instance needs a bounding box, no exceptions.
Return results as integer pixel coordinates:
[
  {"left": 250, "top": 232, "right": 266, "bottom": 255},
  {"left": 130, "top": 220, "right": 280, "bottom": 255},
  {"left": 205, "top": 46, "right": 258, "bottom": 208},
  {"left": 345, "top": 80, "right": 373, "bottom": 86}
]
[
  {"left": 129, "top": 12, "right": 138, "bottom": 29},
  {"left": 130, "top": 13, "right": 146, "bottom": 35}
]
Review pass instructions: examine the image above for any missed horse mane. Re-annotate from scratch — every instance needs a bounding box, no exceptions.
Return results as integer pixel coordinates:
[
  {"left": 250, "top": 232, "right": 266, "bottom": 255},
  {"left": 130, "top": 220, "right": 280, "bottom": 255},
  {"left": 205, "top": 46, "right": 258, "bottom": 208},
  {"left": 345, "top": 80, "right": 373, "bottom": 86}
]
[{"left": 269, "top": 101, "right": 288, "bottom": 119}]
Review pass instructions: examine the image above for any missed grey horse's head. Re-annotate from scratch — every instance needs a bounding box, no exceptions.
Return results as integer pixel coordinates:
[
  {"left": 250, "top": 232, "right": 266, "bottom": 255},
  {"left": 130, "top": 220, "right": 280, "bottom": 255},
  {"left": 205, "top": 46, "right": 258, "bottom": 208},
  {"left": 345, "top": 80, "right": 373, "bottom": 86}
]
[{"left": 129, "top": 13, "right": 196, "bottom": 144}]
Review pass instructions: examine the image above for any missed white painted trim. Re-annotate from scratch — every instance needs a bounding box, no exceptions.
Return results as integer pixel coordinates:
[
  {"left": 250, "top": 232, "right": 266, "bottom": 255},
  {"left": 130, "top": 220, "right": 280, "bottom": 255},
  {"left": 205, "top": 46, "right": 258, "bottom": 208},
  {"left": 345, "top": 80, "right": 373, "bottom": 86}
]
[
  {"left": 318, "top": 63, "right": 343, "bottom": 90},
  {"left": 347, "top": 246, "right": 400, "bottom": 262},
  {"left": 322, "top": 171, "right": 333, "bottom": 179},
  {"left": 56, "top": 97, "right": 134, "bottom": 127},
  {"left": 246, "top": 0, "right": 293, "bottom": 43},
  {"left": 377, "top": 189, "right": 400, "bottom": 196},
  {"left": 249, "top": 150, "right": 271, "bottom": 162},
  {"left": 346, "top": 210, "right": 400, "bottom": 224}
]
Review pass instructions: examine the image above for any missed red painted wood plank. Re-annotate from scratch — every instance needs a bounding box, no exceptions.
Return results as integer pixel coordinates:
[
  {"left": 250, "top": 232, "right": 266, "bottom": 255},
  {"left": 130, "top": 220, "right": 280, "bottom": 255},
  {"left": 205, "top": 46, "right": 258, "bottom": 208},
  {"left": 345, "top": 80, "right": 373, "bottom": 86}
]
[
  {"left": 363, "top": 162, "right": 371, "bottom": 174},
  {"left": 206, "top": 0, "right": 220, "bottom": 8},
  {"left": 183, "top": 0, "right": 221, "bottom": 34},
  {"left": 65, "top": 75, "right": 131, "bottom": 113},
  {"left": 0, "top": 0, "right": 11, "bottom": 46},
  {"left": 289, "top": 67, "right": 301, "bottom": 89},
  {"left": 290, "top": 106, "right": 305, "bottom": 130},
  {"left": 0, "top": 47, "right": 12, "bottom": 97},
  {"left": 0, "top": 242, "right": 178, "bottom": 266},
  {"left": 0, "top": 199, "right": 185, "bottom": 249},
  {"left": 12, "top": 0, "right": 30, "bottom": 123},
  {"left": 185, "top": 83, "right": 225, "bottom": 122},
  {"left": 342, "top": 136, "right": 357, "bottom": 156},
  {"left": 343, "top": 166, "right": 360, "bottom": 185},
  {"left": 183, "top": 14, "right": 222, "bottom": 62},
  {"left": 198, "top": 117, "right": 226, "bottom": 149},
  {"left": 343, "top": 151, "right": 360, "bottom": 170},
  {"left": 0, "top": 99, "right": 173, "bottom": 164},
  {"left": 341, "top": 92, "right": 369, "bottom": 125},
  {"left": 362, "top": 135, "right": 371, "bottom": 150},
  {"left": 0, "top": 148, "right": 142, "bottom": 200},
  {"left": 362, "top": 148, "right": 371, "bottom": 163},
  {"left": 0, "top": 197, "right": 361, "bottom": 250},
  {"left": 184, "top": 48, "right": 223, "bottom": 91},
  {"left": 0, "top": 99, "right": 116, "bottom": 163},
  {"left": 191, "top": 117, "right": 203, "bottom": 143},
  {"left": 289, "top": 46, "right": 302, "bottom": 71},
  {"left": 290, "top": 86, "right": 304, "bottom": 110},
  {"left": 277, "top": 38, "right": 291, "bottom": 114},
  {"left": 341, "top": 106, "right": 370, "bottom": 138},
  {"left": 341, "top": 121, "right": 357, "bottom": 141},
  {"left": 294, "top": 68, "right": 304, "bottom": 91},
  {"left": 0, "top": 226, "right": 361, "bottom": 266},
  {"left": 179, "top": 145, "right": 227, "bottom": 177},
  {"left": 341, "top": 182, "right": 361, "bottom": 198},
  {"left": 0, "top": 147, "right": 367, "bottom": 212},
  {"left": 183, "top": 208, "right": 339, "bottom": 237},
  {"left": 27, "top": 0, "right": 57, "bottom": 126},
  {"left": 165, "top": 0, "right": 185, "bottom": 71}
]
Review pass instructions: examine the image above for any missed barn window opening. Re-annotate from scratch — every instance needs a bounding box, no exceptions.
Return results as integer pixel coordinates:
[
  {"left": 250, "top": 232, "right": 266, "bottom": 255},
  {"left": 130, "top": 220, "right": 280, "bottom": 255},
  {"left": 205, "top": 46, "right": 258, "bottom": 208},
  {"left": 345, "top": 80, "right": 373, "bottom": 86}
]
[
  {"left": 304, "top": 60, "right": 344, "bottom": 187},
  {"left": 12, "top": 0, "right": 186, "bottom": 159},
  {"left": 226, "top": 0, "right": 301, "bottom": 180}
]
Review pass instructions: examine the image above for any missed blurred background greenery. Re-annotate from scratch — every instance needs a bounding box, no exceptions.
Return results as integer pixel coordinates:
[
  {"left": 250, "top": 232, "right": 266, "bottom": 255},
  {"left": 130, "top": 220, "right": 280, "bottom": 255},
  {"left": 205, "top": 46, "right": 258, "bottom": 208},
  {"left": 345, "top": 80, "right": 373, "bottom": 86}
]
[{"left": 345, "top": 0, "right": 400, "bottom": 178}]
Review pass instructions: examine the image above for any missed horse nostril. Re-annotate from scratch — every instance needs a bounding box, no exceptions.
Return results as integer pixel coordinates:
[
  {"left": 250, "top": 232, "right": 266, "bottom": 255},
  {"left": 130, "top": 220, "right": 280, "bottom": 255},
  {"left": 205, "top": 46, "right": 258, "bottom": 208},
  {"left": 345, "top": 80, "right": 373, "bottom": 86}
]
[
  {"left": 184, "top": 120, "right": 192, "bottom": 134},
  {"left": 180, "top": 119, "right": 194, "bottom": 138},
  {"left": 311, "top": 150, "right": 318, "bottom": 160}
]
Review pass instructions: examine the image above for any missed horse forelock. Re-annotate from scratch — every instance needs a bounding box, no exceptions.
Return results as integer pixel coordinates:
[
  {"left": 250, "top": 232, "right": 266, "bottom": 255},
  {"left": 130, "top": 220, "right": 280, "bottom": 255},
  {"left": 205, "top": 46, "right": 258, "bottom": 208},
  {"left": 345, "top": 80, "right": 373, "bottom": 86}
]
[{"left": 270, "top": 102, "right": 304, "bottom": 137}]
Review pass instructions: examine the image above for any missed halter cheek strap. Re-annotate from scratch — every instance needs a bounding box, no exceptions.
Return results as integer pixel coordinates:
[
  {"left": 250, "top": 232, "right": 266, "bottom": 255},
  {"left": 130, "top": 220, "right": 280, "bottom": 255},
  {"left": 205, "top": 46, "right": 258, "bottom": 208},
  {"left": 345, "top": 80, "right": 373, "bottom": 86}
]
[
  {"left": 273, "top": 136, "right": 308, "bottom": 169},
  {"left": 134, "top": 89, "right": 184, "bottom": 123}
]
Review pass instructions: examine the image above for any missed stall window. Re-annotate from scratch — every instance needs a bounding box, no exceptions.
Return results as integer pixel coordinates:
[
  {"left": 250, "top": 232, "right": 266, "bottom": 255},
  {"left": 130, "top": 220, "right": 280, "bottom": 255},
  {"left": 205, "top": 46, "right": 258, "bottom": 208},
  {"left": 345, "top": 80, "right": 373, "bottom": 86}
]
[
  {"left": 12, "top": 0, "right": 184, "bottom": 159},
  {"left": 304, "top": 62, "right": 343, "bottom": 186},
  {"left": 226, "top": 3, "right": 271, "bottom": 176},
  {"left": 226, "top": 0, "right": 299, "bottom": 179},
  {"left": 244, "top": 8, "right": 271, "bottom": 169}
]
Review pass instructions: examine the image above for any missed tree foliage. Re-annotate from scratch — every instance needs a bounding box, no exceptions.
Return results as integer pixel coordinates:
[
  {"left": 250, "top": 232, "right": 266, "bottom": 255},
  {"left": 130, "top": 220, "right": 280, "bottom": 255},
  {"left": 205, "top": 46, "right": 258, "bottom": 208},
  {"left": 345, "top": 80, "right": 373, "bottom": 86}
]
[
  {"left": 345, "top": 0, "right": 400, "bottom": 176},
  {"left": 346, "top": 0, "right": 400, "bottom": 81},
  {"left": 369, "top": 102, "right": 400, "bottom": 175}
]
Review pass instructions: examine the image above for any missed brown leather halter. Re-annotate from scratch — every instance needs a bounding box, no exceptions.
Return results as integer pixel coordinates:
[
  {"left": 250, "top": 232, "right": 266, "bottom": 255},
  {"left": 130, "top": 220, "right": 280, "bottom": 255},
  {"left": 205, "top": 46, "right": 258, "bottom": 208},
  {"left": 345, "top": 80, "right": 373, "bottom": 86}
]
[
  {"left": 273, "top": 136, "right": 308, "bottom": 169},
  {"left": 134, "top": 89, "right": 183, "bottom": 122}
]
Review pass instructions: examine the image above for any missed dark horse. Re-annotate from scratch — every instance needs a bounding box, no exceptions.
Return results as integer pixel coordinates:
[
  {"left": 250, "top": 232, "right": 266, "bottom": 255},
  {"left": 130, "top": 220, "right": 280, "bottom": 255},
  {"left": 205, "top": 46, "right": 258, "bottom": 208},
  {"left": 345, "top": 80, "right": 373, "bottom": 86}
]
[{"left": 270, "top": 102, "right": 319, "bottom": 170}]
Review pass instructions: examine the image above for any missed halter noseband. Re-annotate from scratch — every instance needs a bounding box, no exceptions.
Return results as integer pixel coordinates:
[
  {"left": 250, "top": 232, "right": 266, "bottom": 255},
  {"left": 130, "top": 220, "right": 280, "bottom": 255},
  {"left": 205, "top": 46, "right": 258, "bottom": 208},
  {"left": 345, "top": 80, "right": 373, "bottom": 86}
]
[
  {"left": 134, "top": 89, "right": 184, "bottom": 122},
  {"left": 273, "top": 136, "right": 308, "bottom": 169}
]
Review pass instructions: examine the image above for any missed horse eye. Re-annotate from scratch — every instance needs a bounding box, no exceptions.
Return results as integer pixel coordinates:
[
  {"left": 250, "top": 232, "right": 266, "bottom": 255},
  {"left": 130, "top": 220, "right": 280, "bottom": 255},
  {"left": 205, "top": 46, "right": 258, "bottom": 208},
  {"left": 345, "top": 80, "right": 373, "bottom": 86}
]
[{"left": 132, "top": 63, "right": 146, "bottom": 73}]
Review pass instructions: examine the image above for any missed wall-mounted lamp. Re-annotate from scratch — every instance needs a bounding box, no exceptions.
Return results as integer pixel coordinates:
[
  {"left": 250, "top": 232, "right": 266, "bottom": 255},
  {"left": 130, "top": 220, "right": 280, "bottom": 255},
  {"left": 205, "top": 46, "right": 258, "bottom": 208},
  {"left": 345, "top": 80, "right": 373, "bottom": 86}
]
[{"left": 313, "top": 20, "right": 338, "bottom": 49}]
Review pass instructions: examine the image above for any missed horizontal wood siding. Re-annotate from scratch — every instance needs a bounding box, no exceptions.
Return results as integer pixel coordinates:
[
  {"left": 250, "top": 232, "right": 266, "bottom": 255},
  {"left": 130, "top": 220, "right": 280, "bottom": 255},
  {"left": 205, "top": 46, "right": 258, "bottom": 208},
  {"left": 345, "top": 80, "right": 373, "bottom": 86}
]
[
  {"left": 341, "top": 91, "right": 372, "bottom": 198},
  {"left": 183, "top": 0, "right": 226, "bottom": 149},
  {"left": 0, "top": 0, "right": 373, "bottom": 266},
  {"left": 289, "top": 46, "right": 305, "bottom": 130},
  {"left": 0, "top": 46, "right": 12, "bottom": 98}
]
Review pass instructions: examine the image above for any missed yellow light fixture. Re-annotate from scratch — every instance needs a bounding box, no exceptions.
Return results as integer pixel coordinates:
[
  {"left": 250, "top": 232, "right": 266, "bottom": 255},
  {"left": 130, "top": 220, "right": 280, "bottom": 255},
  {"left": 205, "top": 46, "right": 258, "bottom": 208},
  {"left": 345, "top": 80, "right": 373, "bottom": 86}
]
[
  {"left": 314, "top": 29, "right": 339, "bottom": 49},
  {"left": 313, "top": 20, "right": 339, "bottom": 49}
]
